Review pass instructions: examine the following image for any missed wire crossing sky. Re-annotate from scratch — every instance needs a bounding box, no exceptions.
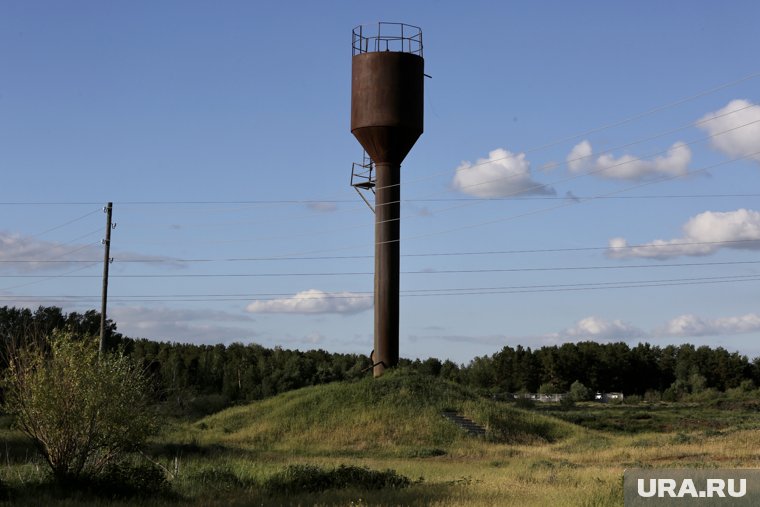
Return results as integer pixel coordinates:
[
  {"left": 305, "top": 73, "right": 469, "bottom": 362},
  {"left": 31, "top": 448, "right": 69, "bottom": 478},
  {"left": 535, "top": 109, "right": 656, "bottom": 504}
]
[{"left": 2, "top": 1, "right": 760, "bottom": 361}]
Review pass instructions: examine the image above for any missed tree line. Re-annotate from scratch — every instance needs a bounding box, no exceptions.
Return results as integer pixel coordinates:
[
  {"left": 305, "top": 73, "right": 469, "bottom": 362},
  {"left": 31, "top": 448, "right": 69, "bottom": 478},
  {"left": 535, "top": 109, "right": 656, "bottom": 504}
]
[{"left": 1, "top": 306, "right": 758, "bottom": 411}]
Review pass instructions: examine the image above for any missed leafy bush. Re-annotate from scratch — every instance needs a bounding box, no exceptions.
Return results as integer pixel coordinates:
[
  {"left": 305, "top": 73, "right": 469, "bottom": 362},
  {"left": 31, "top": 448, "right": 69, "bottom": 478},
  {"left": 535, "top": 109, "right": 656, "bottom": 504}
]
[
  {"left": 569, "top": 380, "right": 591, "bottom": 401},
  {"left": 264, "top": 464, "right": 413, "bottom": 494},
  {"left": 2, "top": 332, "right": 158, "bottom": 482},
  {"left": 538, "top": 382, "right": 560, "bottom": 395}
]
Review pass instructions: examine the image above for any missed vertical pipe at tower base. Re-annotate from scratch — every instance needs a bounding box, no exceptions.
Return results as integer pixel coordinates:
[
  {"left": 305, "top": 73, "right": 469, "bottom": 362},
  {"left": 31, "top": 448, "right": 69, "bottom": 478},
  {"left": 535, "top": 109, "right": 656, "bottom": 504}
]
[{"left": 373, "top": 162, "right": 400, "bottom": 377}]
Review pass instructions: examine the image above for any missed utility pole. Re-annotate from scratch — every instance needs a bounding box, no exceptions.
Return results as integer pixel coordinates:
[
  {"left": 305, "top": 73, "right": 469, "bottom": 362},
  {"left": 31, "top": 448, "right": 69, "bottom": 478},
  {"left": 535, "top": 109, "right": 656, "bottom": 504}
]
[{"left": 99, "top": 202, "right": 113, "bottom": 357}]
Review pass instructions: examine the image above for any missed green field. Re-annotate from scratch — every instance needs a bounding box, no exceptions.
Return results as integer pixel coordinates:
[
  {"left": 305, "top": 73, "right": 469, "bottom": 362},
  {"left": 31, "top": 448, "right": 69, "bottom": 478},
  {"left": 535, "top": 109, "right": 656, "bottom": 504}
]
[{"left": 2, "top": 370, "right": 759, "bottom": 506}]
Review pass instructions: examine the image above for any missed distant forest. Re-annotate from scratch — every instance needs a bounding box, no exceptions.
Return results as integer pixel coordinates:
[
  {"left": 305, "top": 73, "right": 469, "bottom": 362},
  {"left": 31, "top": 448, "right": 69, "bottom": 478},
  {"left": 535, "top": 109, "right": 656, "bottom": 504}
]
[{"left": 2, "top": 306, "right": 758, "bottom": 413}]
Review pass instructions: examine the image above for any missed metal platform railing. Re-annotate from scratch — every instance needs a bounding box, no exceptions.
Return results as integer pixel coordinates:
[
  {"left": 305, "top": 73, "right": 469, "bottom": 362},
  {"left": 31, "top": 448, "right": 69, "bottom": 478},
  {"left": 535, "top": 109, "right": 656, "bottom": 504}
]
[
  {"left": 350, "top": 150, "right": 376, "bottom": 212},
  {"left": 352, "top": 22, "right": 423, "bottom": 56}
]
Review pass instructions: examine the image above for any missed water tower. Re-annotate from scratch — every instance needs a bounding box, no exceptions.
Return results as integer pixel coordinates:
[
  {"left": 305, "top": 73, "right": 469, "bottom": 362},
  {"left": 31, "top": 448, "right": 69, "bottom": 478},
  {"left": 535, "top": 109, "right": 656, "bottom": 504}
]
[{"left": 350, "top": 23, "right": 424, "bottom": 377}]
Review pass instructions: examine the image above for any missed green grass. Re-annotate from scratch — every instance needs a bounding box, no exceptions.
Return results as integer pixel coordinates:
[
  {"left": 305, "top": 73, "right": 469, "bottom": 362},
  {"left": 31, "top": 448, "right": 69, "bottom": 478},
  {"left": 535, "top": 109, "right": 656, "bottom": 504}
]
[
  {"left": 166, "top": 370, "right": 576, "bottom": 457},
  {"left": 535, "top": 398, "right": 760, "bottom": 434},
  {"left": 2, "top": 371, "right": 760, "bottom": 506}
]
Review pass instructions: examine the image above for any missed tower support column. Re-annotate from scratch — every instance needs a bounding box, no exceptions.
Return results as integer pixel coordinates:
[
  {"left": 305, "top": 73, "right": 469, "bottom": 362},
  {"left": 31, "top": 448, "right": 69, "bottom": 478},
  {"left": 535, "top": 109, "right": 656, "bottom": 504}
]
[{"left": 373, "top": 162, "right": 400, "bottom": 377}]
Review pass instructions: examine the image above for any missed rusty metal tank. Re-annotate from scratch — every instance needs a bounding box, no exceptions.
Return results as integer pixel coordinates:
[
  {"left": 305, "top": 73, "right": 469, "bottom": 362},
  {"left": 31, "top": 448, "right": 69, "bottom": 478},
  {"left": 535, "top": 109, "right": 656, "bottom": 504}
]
[{"left": 350, "top": 23, "right": 424, "bottom": 377}]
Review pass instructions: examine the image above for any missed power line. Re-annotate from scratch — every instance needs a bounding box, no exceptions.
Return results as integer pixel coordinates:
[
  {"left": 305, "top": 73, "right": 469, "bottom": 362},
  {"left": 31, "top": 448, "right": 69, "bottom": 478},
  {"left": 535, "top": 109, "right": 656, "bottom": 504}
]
[
  {"left": 98, "top": 106, "right": 758, "bottom": 233},
  {"left": 0, "top": 230, "right": 103, "bottom": 266},
  {"left": 372, "top": 117, "right": 760, "bottom": 220},
  {"left": 60, "top": 150, "right": 750, "bottom": 262},
  {"left": 3, "top": 238, "right": 759, "bottom": 264},
  {"left": 107, "top": 119, "right": 760, "bottom": 248},
  {"left": 4, "top": 191, "right": 754, "bottom": 207},
  {"left": 59, "top": 100, "right": 760, "bottom": 235},
  {"left": 0, "top": 113, "right": 755, "bottom": 269},
  {"left": 30, "top": 208, "right": 102, "bottom": 238},
  {"left": 0, "top": 99, "right": 755, "bottom": 284},
  {"left": 402, "top": 193, "right": 760, "bottom": 202},
  {"left": 384, "top": 149, "right": 760, "bottom": 247},
  {"left": 3, "top": 274, "right": 758, "bottom": 303},
  {"left": 3, "top": 259, "right": 760, "bottom": 278},
  {"left": 48, "top": 274, "right": 760, "bottom": 297},
  {"left": 0, "top": 259, "right": 101, "bottom": 291},
  {"left": 105, "top": 149, "right": 756, "bottom": 262},
  {"left": 1, "top": 72, "right": 757, "bottom": 207},
  {"left": 373, "top": 97, "right": 760, "bottom": 194}
]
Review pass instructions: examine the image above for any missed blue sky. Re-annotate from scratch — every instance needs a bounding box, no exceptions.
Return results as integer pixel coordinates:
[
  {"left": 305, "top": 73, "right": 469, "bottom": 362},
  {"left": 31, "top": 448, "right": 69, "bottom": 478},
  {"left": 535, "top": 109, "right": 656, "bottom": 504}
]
[{"left": 2, "top": 1, "right": 760, "bottom": 363}]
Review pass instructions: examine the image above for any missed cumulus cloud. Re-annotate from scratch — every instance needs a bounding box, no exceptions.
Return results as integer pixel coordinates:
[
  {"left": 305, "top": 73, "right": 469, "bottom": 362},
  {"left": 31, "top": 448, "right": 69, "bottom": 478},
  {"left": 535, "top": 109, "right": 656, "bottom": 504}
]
[
  {"left": 607, "top": 208, "right": 760, "bottom": 259},
  {"left": 659, "top": 313, "right": 760, "bottom": 337},
  {"left": 451, "top": 148, "right": 555, "bottom": 198},
  {"left": 566, "top": 140, "right": 691, "bottom": 180},
  {"left": 697, "top": 99, "right": 760, "bottom": 162},
  {"left": 566, "top": 140, "right": 593, "bottom": 172},
  {"left": 561, "top": 316, "right": 644, "bottom": 340},
  {"left": 246, "top": 289, "right": 372, "bottom": 315}
]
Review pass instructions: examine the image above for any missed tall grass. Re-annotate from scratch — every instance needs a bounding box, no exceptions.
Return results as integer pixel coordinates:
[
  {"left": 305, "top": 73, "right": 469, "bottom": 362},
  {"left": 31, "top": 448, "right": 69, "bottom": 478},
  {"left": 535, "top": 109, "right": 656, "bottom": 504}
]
[{"left": 2, "top": 371, "right": 760, "bottom": 505}]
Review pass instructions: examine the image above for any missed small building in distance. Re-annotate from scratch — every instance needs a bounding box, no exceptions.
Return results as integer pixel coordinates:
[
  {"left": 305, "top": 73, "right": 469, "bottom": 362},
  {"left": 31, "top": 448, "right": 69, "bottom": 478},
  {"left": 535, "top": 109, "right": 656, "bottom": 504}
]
[{"left": 594, "top": 392, "right": 624, "bottom": 402}]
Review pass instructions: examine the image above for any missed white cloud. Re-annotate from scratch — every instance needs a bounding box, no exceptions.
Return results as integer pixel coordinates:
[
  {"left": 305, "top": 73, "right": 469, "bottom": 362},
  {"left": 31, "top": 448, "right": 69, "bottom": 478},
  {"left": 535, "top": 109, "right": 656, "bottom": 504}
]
[
  {"left": 109, "top": 306, "right": 256, "bottom": 344},
  {"left": 697, "top": 99, "right": 760, "bottom": 162},
  {"left": 409, "top": 311, "right": 760, "bottom": 353},
  {"left": 561, "top": 316, "right": 644, "bottom": 340},
  {"left": 246, "top": 289, "right": 373, "bottom": 315},
  {"left": 0, "top": 232, "right": 102, "bottom": 273},
  {"left": 306, "top": 202, "right": 338, "bottom": 213},
  {"left": 566, "top": 140, "right": 691, "bottom": 180},
  {"left": 305, "top": 331, "right": 325, "bottom": 344},
  {"left": 451, "top": 148, "right": 554, "bottom": 198},
  {"left": 418, "top": 317, "right": 643, "bottom": 348},
  {"left": 608, "top": 208, "right": 760, "bottom": 259},
  {"left": 659, "top": 313, "right": 760, "bottom": 337},
  {"left": 0, "top": 231, "right": 184, "bottom": 273},
  {"left": 566, "top": 140, "right": 592, "bottom": 172}
]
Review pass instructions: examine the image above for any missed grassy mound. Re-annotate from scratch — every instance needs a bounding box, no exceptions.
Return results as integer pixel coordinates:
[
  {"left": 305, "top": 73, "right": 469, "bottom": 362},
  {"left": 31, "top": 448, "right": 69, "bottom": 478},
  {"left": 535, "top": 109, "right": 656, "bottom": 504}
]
[{"left": 174, "top": 371, "right": 575, "bottom": 457}]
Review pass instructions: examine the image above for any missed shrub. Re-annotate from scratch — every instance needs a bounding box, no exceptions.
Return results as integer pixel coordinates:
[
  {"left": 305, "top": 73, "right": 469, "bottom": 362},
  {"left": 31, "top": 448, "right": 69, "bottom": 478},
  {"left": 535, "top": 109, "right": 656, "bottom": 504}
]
[
  {"left": 569, "top": 380, "right": 591, "bottom": 402},
  {"left": 643, "top": 390, "right": 662, "bottom": 402},
  {"left": 2, "top": 332, "right": 158, "bottom": 482},
  {"left": 726, "top": 380, "right": 756, "bottom": 399},
  {"left": 264, "top": 464, "right": 413, "bottom": 494},
  {"left": 538, "top": 382, "right": 560, "bottom": 395}
]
